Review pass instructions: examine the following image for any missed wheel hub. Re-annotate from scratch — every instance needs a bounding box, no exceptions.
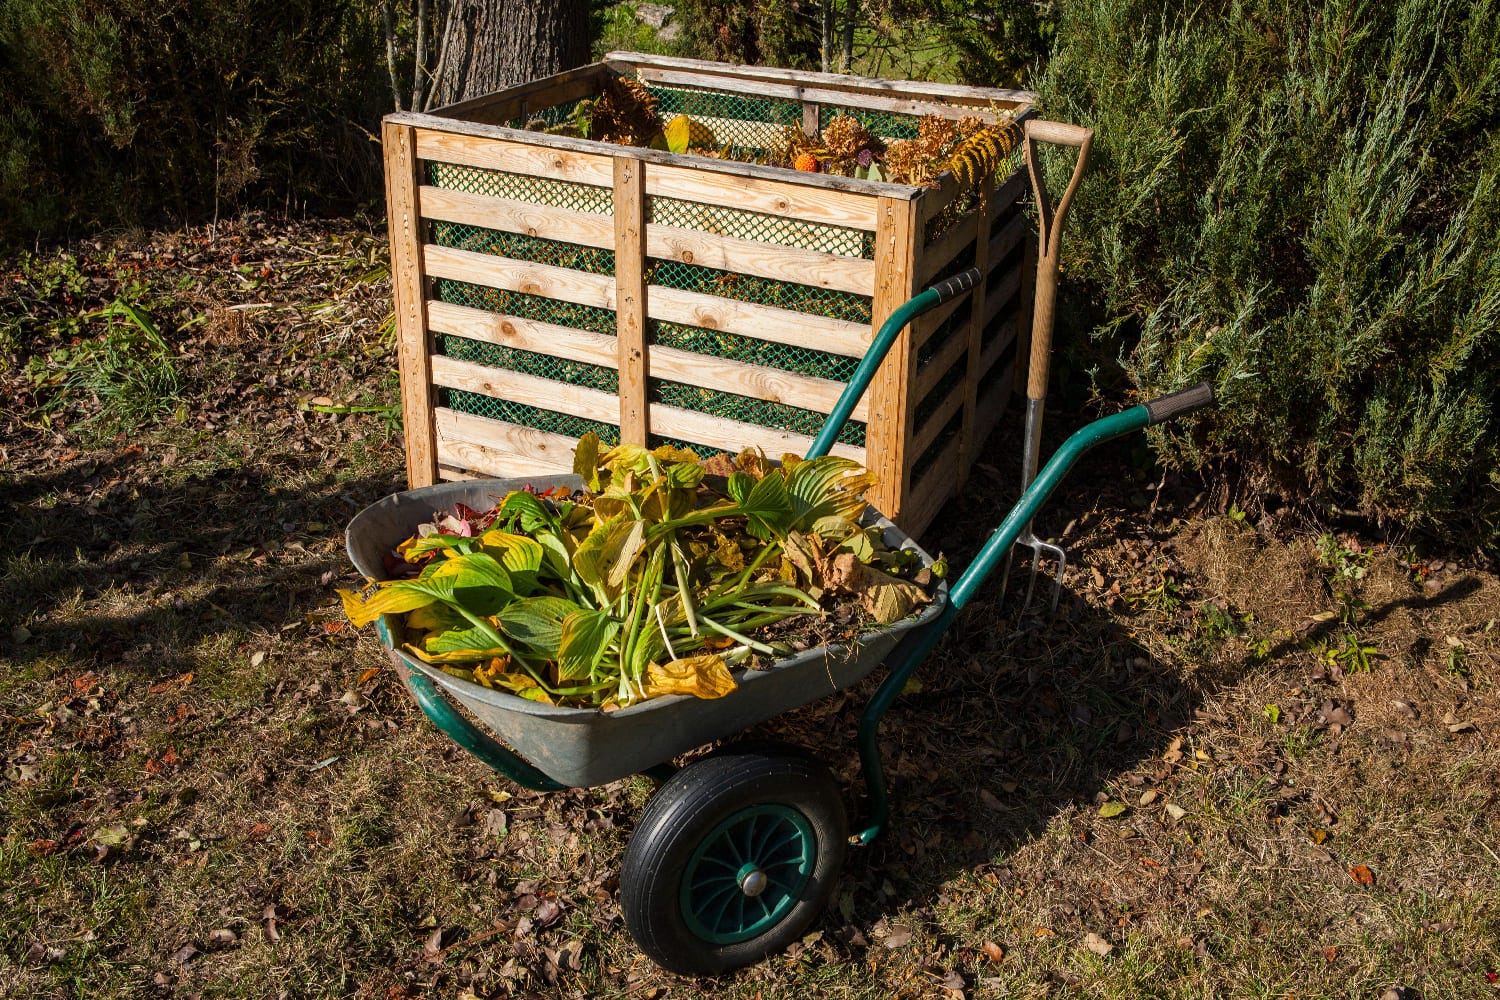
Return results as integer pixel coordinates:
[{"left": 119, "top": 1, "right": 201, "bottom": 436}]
[{"left": 738, "top": 864, "right": 768, "bottom": 897}]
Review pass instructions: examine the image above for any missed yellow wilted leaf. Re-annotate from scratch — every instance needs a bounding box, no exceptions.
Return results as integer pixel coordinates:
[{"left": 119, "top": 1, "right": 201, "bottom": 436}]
[
  {"left": 663, "top": 114, "right": 716, "bottom": 153},
  {"left": 643, "top": 655, "right": 737, "bottom": 700}
]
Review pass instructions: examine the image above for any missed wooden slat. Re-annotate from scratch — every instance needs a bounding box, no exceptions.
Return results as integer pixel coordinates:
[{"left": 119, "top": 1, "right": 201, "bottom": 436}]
[
  {"left": 630, "top": 67, "right": 1022, "bottom": 126},
  {"left": 432, "top": 62, "right": 607, "bottom": 126},
  {"left": 423, "top": 244, "right": 616, "bottom": 308},
  {"left": 646, "top": 284, "right": 870, "bottom": 358},
  {"left": 413, "top": 127, "right": 616, "bottom": 187},
  {"left": 615, "top": 157, "right": 649, "bottom": 444},
  {"left": 646, "top": 224, "right": 875, "bottom": 295},
  {"left": 802, "top": 101, "right": 820, "bottom": 138},
  {"left": 959, "top": 173, "right": 994, "bottom": 493},
  {"left": 918, "top": 210, "right": 980, "bottom": 284},
  {"left": 911, "top": 388, "right": 964, "bottom": 458},
  {"left": 984, "top": 268, "right": 1023, "bottom": 328},
  {"left": 648, "top": 405, "right": 864, "bottom": 462},
  {"left": 430, "top": 356, "right": 619, "bottom": 425},
  {"left": 605, "top": 52, "right": 1036, "bottom": 110},
  {"left": 383, "top": 120, "right": 439, "bottom": 489},
  {"left": 975, "top": 361, "right": 1015, "bottom": 447},
  {"left": 419, "top": 186, "right": 615, "bottom": 249},
  {"left": 980, "top": 317, "right": 1020, "bottom": 379},
  {"left": 915, "top": 173, "right": 964, "bottom": 230},
  {"left": 988, "top": 212, "right": 1026, "bottom": 267},
  {"left": 912, "top": 294, "right": 967, "bottom": 351},
  {"left": 643, "top": 161, "right": 880, "bottom": 229},
  {"left": 437, "top": 464, "right": 486, "bottom": 482},
  {"left": 435, "top": 408, "right": 585, "bottom": 479},
  {"left": 991, "top": 167, "right": 1028, "bottom": 215},
  {"left": 426, "top": 300, "right": 618, "bottom": 369},
  {"left": 866, "top": 195, "right": 918, "bottom": 522},
  {"left": 915, "top": 332, "right": 969, "bottom": 399},
  {"left": 905, "top": 434, "right": 963, "bottom": 538},
  {"left": 426, "top": 297, "right": 868, "bottom": 421},
  {"left": 649, "top": 344, "right": 868, "bottom": 422}
]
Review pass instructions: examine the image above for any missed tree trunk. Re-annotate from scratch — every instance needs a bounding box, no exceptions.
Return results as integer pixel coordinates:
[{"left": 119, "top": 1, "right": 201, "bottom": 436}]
[{"left": 431, "top": 0, "right": 588, "bottom": 107}]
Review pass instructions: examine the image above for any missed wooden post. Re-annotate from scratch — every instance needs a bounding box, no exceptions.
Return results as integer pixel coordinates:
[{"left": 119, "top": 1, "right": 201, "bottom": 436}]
[
  {"left": 866, "top": 196, "right": 918, "bottom": 523},
  {"left": 614, "top": 154, "right": 649, "bottom": 445},
  {"left": 802, "top": 101, "right": 821, "bottom": 139},
  {"left": 958, "top": 173, "right": 993, "bottom": 491},
  {"left": 383, "top": 118, "right": 439, "bottom": 488}
]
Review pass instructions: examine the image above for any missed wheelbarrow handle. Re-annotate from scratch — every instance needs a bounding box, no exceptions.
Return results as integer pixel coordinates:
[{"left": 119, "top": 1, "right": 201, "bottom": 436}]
[
  {"left": 805, "top": 267, "right": 983, "bottom": 460},
  {"left": 853, "top": 382, "right": 1215, "bottom": 844}
]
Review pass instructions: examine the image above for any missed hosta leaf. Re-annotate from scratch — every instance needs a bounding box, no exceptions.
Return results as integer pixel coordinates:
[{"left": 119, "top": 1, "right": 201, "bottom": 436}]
[
  {"left": 423, "top": 552, "right": 515, "bottom": 616},
  {"left": 557, "top": 609, "right": 621, "bottom": 680},
  {"left": 339, "top": 583, "right": 440, "bottom": 627},
  {"left": 477, "top": 530, "right": 543, "bottom": 573},
  {"left": 403, "top": 533, "right": 474, "bottom": 560},
  {"left": 786, "top": 456, "right": 872, "bottom": 530},
  {"left": 740, "top": 470, "right": 794, "bottom": 539},
  {"left": 498, "top": 490, "right": 554, "bottom": 533},
  {"left": 826, "top": 552, "right": 926, "bottom": 625},
  {"left": 573, "top": 512, "right": 629, "bottom": 591},
  {"left": 495, "top": 596, "right": 581, "bottom": 658},
  {"left": 403, "top": 601, "right": 467, "bottom": 634},
  {"left": 573, "top": 433, "right": 602, "bottom": 491},
  {"left": 642, "top": 654, "right": 737, "bottom": 700}
]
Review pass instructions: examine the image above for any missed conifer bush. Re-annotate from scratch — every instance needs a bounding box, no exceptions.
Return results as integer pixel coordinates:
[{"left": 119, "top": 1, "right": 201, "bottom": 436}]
[{"left": 1035, "top": 0, "right": 1500, "bottom": 546}]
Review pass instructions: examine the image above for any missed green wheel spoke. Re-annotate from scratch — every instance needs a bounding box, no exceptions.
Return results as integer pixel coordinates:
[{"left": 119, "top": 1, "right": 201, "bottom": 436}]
[{"left": 680, "top": 803, "right": 819, "bottom": 946}]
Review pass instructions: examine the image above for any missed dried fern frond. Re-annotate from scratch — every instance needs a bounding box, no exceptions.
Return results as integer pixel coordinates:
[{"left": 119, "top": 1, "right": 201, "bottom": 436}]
[{"left": 943, "top": 120, "right": 1023, "bottom": 189}]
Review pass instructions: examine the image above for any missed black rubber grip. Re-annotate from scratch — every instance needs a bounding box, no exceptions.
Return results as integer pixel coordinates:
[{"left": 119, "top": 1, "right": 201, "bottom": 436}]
[
  {"left": 929, "top": 267, "right": 982, "bottom": 304},
  {"left": 1144, "top": 382, "right": 1215, "bottom": 425}
]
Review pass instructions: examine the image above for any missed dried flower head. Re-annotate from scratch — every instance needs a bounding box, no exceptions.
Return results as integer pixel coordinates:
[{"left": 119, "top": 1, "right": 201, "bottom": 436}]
[
  {"left": 822, "top": 114, "right": 872, "bottom": 159},
  {"left": 857, "top": 148, "right": 874, "bottom": 168},
  {"left": 793, "top": 152, "right": 820, "bottom": 172},
  {"left": 916, "top": 114, "right": 959, "bottom": 155}
]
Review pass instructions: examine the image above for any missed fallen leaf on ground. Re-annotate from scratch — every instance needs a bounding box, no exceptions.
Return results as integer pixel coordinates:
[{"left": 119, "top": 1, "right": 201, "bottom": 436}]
[
  {"left": 981, "top": 940, "right": 1004, "bottom": 963},
  {"left": 1083, "top": 932, "right": 1114, "bottom": 957},
  {"left": 1349, "top": 864, "right": 1375, "bottom": 885},
  {"left": 882, "top": 925, "right": 913, "bottom": 948},
  {"left": 1098, "top": 801, "right": 1127, "bottom": 818}
]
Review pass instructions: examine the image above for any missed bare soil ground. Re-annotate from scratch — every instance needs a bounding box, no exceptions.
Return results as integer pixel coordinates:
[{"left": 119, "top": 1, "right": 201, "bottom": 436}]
[{"left": 2, "top": 216, "right": 1497, "bottom": 999}]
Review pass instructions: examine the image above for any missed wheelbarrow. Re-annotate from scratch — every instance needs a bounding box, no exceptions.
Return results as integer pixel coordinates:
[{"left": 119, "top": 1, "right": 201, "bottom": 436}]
[{"left": 345, "top": 267, "right": 1215, "bottom": 976}]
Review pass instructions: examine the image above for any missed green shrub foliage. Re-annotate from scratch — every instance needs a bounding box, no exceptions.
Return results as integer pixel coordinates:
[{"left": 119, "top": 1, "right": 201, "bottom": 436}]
[
  {"left": 1037, "top": 0, "right": 1500, "bottom": 544},
  {"left": 0, "top": 0, "right": 386, "bottom": 240}
]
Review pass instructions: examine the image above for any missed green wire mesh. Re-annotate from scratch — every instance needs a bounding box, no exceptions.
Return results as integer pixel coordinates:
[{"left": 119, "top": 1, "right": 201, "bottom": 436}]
[
  {"left": 647, "top": 258, "right": 872, "bottom": 324},
  {"left": 651, "top": 320, "right": 859, "bottom": 382},
  {"left": 648, "top": 85, "right": 802, "bottom": 155},
  {"left": 651, "top": 378, "right": 865, "bottom": 448},
  {"left": 507, "top": 97, "right": 589, "bottom": 131},
  {"left": 431, "top": 222, "right": 616, "bottom": 275},
  {"left": 428, "top": 162, "right": 613, "bottom": 214},
  {"left": 434, "top": 279, "right": 617, "bottom": 337},
  {"left": 438, "top": 333, "right": 619, "bottom": 395},
  {"left": 442, "top": 388, "right": 620, "bottom": 445},
  {"left": 648, "top": 196, "right": 875, "bottom": 258}
]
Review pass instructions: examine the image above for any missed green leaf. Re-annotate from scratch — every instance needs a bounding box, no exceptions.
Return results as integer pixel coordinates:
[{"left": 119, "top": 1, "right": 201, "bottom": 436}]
[
  {"left": 738, "top": 470, "right": 794, "bottom": 539},
  {"left": 423, "top": 552, "right": 515, "bottom": 616},
  {"left": 573, "top": 433, "right": 602, "bottom": 491},
  {"left": 403, "top": 533, "right": 475, "bottom": 560},
  {"left": 495, "top": 596, "right": 582, "bottom": 658},
  {"left": 557, "top": 609, "right": 621, "bottom": 680},
  {"left": 1098, "top": 801, "right": 1128, "bottom": 818},
  {"left": 499, "top": 490, "right": 555, "bottom": 533}
]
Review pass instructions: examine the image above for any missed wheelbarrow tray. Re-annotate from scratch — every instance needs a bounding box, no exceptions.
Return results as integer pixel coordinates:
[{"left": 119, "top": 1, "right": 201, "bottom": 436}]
[{"left": 347, "top": 476, "right": 947, "bottom": 788}]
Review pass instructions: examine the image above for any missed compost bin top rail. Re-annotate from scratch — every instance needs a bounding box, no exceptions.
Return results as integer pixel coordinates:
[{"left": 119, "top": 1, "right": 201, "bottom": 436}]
[
  {"left": 601, "top": 51, "right": 1038, "bottom": 111},
  {"left": 385, "top": 110, "right": 925, "bottom": 200}
]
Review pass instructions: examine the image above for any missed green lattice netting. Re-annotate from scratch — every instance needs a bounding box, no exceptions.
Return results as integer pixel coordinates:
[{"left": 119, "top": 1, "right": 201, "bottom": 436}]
[
  {"left": 647, "top": 196, "right": 874, "bottom": 258},
  {"left": 428, "top": 162, "right": 612, "bottom": 214}
]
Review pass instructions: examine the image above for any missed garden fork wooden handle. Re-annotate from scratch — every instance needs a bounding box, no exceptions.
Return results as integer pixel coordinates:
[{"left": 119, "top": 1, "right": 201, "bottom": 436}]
[{"left": 1024, "top": 119, "right": 1093, "bottom": 401}]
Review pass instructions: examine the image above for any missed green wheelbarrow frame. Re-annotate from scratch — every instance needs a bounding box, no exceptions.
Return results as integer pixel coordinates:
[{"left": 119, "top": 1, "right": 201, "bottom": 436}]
[{"left": 347, "top": 265, "right": 1214, "bottom": 973}]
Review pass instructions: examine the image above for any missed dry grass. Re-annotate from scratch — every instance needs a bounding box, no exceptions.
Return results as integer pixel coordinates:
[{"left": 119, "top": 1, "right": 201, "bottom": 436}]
[{"left": 1, "top": 216, "right": 1496, "bottom": 999}]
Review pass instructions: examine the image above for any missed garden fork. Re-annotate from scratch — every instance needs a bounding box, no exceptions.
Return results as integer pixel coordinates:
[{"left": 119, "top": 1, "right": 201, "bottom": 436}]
[{"left": 1000, "top": 119, "right": 1093, "bottom": 615}]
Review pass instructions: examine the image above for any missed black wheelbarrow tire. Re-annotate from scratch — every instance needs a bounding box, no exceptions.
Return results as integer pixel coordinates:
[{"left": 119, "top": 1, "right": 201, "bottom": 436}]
[{"left": 619, "top": 741, "right": 847, "bottom": 976}]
